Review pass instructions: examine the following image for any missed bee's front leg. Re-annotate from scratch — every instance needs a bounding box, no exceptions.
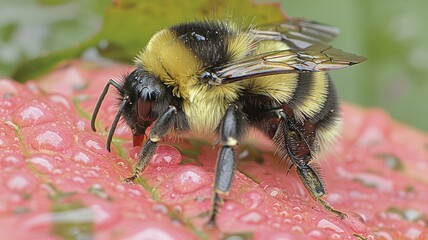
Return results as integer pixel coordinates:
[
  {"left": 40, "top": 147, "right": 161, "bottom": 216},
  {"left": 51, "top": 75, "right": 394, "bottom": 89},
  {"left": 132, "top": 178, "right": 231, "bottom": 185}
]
[{"left": 124, "top": 105, "right": 177, "bottom": 182}]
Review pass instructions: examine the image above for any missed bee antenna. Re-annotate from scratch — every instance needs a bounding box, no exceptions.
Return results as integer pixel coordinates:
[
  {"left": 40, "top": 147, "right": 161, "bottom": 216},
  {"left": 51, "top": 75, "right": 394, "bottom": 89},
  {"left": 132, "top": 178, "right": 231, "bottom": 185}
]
[
  {"left": 106, "top": 96, "right": 128, "bottom": 152},
  {"left": 91, "top": 79, "right": 125, "bottom": 132}
]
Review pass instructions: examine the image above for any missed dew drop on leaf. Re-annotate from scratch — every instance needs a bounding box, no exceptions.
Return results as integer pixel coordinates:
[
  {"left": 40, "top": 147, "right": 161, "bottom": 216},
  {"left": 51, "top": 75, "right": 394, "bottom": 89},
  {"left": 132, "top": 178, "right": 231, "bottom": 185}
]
[
  {"left": 14, "top": 99, "right": 57, "bottom": 127},
  {"left": 26, "top": 154, "right": 54, "bottom": 173},
  {"left": 291, "top": 225, "right": 304, "bottom": 234},
  {"left": 243, "top": 190, "right": 264, "bottom": 209},
  {"left": 7, "top": 175, "right": 29, "bottom": 191},
  {"left": 151, "top": 144, "right": 182, "bottom": 166},
  {"left": 239, "top": 210, "right": 265, "bottom": 224},
  {"left": 308, "top": 229, "right": 326, "bottom": 239},
  {"left": 293, "top": 214, "right": 303, "bottom": 221},
  {"left": 172, "top": 165, "right": 209, "bottom": 194},
  {"left": 317, "top": 219, "right": 345, "bottom": 233}
]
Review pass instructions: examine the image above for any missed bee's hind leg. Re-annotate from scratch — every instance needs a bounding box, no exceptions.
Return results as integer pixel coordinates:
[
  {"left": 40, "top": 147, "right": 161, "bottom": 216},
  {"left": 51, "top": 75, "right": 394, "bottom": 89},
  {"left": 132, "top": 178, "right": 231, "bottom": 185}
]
[
  {"left": 277, "top": 111, "right": 347, "bottom": 219},
  {"left": 296, "top": 164, "right": 347, "bottom": 219}
]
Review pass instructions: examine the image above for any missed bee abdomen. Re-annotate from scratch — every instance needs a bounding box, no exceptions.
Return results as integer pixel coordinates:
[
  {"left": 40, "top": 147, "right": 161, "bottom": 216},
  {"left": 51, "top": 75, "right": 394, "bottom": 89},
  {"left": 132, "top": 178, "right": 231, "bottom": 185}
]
[
  {"left": 289, "top": 72, "right": 340, "bottom": 151},
  {"left": 289, "top": 72, "right": 329, "bottom": 121},
  {"left": 310, "top": 74, "right": 339, "bottom": 126}
]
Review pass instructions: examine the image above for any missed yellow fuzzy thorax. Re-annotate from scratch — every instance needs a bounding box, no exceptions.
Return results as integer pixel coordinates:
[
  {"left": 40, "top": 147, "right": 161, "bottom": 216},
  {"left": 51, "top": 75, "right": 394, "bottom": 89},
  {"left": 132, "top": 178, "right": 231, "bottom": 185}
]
[{"left": 134, "top": 24, "right": 253, "bottom": 133}]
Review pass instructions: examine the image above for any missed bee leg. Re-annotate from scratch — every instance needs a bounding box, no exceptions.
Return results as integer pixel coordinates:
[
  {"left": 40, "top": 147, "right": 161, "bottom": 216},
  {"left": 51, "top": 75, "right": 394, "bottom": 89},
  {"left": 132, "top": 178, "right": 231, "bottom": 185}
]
[
  {"left": 207, "top": 104, "right": 246, "bottom": 226},
  {"left": 278, "top": 111, "right": 346, "bottom": 219},
  {"left": 124, "top": 106, "right": 177, "bottom": 182},
  {"left": 296, "top": 165, "right": 346, "bottom": 219}
]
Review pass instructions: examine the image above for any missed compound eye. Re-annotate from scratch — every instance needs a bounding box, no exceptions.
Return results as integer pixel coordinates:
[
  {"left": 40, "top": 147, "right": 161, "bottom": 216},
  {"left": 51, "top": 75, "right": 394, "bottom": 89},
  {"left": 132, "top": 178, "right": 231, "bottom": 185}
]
[{"left": 137, "top": 88, "right": 157, "bottom": 121}]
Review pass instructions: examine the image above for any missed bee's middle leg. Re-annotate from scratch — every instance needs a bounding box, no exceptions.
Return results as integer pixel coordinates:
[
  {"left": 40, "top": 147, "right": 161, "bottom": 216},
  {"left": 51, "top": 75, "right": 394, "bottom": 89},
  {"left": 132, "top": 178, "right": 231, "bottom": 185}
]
[{"left": 207, "top": 103, "right": 247, "bottom": 226}]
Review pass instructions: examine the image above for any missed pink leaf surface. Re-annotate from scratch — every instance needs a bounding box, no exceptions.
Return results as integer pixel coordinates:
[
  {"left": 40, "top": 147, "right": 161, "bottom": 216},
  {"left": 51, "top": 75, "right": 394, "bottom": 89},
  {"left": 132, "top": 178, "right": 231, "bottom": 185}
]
[{"left": 1, "top": 61, "right": 428, "bottom": 240}]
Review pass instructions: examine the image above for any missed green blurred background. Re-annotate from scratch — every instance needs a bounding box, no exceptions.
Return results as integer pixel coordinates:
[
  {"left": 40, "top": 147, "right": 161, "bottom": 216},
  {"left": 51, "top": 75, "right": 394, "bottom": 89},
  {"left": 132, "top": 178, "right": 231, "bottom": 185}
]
[{"left": 0, "top": 0, "right": 427, "bottom": 131}]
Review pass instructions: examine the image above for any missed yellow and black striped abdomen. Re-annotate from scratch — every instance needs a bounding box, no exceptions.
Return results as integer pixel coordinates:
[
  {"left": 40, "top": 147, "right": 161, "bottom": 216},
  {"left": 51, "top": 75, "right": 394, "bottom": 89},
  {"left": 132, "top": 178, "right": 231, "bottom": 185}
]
[
  {"left": 289, "top": 72, "right": 341, "bottom": 151},
  {"left": 243, "top": 70, "right": 340, "bottom": 153},
  {"left": 243, "top": 40, "right": 340, "bottom": 153}
]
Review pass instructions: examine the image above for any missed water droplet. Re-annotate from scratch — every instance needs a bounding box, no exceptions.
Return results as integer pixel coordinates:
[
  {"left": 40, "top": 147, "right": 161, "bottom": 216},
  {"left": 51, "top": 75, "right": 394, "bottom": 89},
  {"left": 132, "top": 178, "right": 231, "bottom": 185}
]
[
  {"left": 26, "top": 82, "right": 40, "bottom": 93},
  {"left": 337, "top": 167, "right": 394, "bottom": 191},
  {"left": 91, "top": 203, "right": 119, "bottom": 227},
  {"left": 116, "top": 185, "right": 125, "bottom": 192},
  {"left": 89, "top": 184, "right": 111, "bottom": 200},
  {"left": 326, "top": 193, "right": 342, "bottom": 204},
  {"left": 272, "top": 223, "right": 281, "bottom": 229},
  {"left": 224, "top": 201, "right": 239, "bottom": 211},
  {"left": 269, "top": 188, "right": 280, "bottom": 197},
  {"left": 73, "top": 151, "right": 91, "bottom": 164},
  {"left": 1, "top": 152, "right": 24, "bottom": 167},
  {"left": 26, "top": 124, "right": 73, "bottom": 151},
  {"left": 317, "top": 219, "right": 345, "bottom": 233},
  {"left": 36, "top": 131, "right": 62, "bottom": 147},
  {"left": 239, "top": 210, "right": 265, "bottom": 224},
  {"left": 308, "top": 230, "right": 326, "bottom": 239},
  {"left": 357, "top": 124, "right": 387, "bottom": 146},
  {"left": 291, "top": 225, "right": 304, "bottom": 234},
  {"left": 86, "top": 139, "right": 102, "bottom": 150},
  {"left": 244, "top": 190, "right": 264, "bottom": 209},
  {"left": 329, "top": 233, "right": 341, "bottom": 239},
  {"left": 91, "top": 166, "right": 100, "bottom": 172},
  {"left": 374, "top": 230, "right": 394, "bottom": 240},
  {"left": 293, "top": 214, "right": 303, "bottom": 221},
  {"left": 169, "top": 193, "right": 177, "bottom": 200},
  {"left": 292, "top": 206, "right": 301, "bottom": 212},
  {"left": 156, "top": 175, "right": 164, "bottom": 182},
  {"left": 26, "top": 154, "right": 54, "bottom": 173},
  {"left": 283, "top": 218, "right": 292, "bottom": 224},
  {"left": 125, "top": 226, "right": 175, "bottom": 240},
  {"left": 195, "top": 196, "right": 204, "bottom": 202},
  {"left": 48, "top": 94, "right": 73, "bottom": 111},
  {"left": 0, "top": 100, "right": 12, "bottom": 108},
  {"left": 404, "top": 209, "right": 423, "bottom": 221},
  {"left": 172, "top": 165, "right": 208, "bottom": 194},
  {"left": 279, "top": 210, "right": 288, "bottom": 217},
  {"left": 14, "top": 99, "right": 56, "bottom": 127},
  {"left": 342, "top": 211, "right": 367, "bottom": 233},
  {"left": 72, "top": 176, "right": 85, "bottom": 184},
  {"left": 79, "top": 134, "right": 109, "bottom": 155},
  {"left": 75, "top": 120, "right": 86, "bottom": 131},
  {"left": 151, "top": 145, "right": 182, "bottom": 166},
  {"left": 84, "top": 170, "right": 99, "bottom": 177},
  {"left": 405, "top": 227, "right": 422, "bottom": 239},
  {"left": 6, "top": 175, "right": 29, "bottom": 192},
  {"left": 152, "top": 204, "right": 168, "bottom": 214},
  {"left": 0, "top": 79, "right": 19, "bottom": 96},
  {"left": 127, "top": 188, "right": 142, "bottom": 197}
]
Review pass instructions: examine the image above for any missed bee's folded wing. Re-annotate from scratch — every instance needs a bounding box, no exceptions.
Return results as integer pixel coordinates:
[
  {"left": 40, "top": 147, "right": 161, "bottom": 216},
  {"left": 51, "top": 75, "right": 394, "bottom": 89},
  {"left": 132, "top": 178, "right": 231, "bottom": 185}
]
[
  {"left": 214, "top": 44, "right": 367, "bottom": 84},
  {"left": 253, "top": 18, "right": 340, "bottom": 49}
]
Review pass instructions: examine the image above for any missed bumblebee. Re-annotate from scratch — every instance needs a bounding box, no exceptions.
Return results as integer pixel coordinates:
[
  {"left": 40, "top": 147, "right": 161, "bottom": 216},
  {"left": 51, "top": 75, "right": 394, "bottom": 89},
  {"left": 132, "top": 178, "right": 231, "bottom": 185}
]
[{"left": 91, "top": 17, "right": 365, "bottom": 224}]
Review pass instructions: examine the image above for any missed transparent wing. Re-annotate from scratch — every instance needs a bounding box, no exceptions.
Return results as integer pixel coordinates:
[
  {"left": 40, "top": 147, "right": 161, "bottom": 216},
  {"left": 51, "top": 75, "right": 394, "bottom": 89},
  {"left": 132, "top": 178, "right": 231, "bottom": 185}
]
[
  {"left": 252, "top": 18, "right": 340, "bottom": 49},
  {"left": 212, "top": 44, "right": 366, "bottom": 84}
]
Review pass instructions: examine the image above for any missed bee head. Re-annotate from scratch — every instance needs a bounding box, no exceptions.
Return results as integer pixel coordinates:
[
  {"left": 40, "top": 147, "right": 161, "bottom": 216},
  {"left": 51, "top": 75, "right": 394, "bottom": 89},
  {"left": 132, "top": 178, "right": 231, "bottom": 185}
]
[{"left": 121, "top": 67, "right": 171, "bottom": 146}]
